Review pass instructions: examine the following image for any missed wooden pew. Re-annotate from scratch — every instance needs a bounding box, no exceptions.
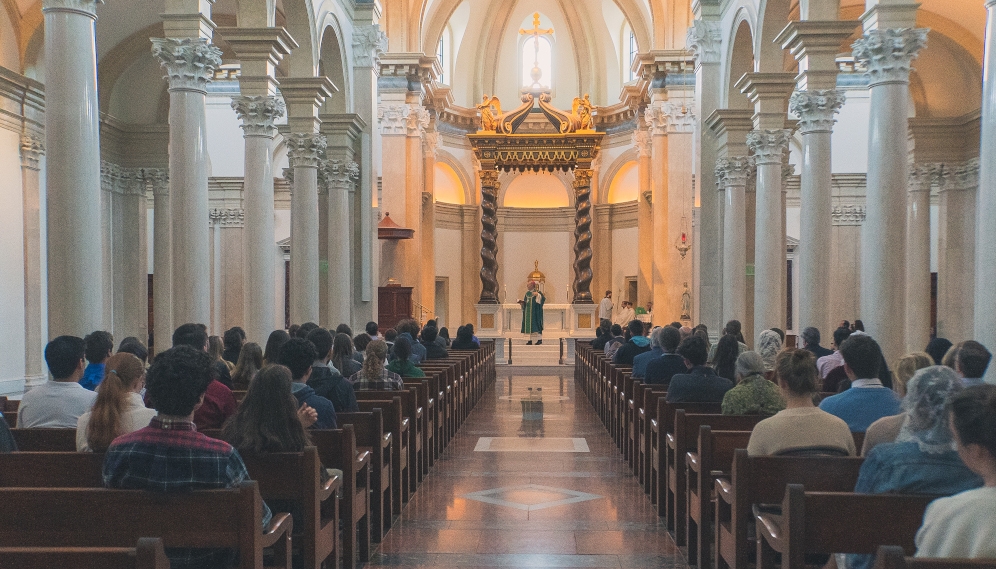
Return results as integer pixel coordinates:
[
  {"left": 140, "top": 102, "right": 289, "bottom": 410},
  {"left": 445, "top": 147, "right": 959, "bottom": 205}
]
[
  {"left": 638, "top": 387, "right": 667, "bottom": 495},
  {"left": 333, "top": 410, "right": 392, "bottom": 541},
  {"left": 873, "top": 546, "right": 996, "bottom": 569},
  {"left": 755, "top": 485, "right": 937, "bottom": 569},
  {"left": 402, "top": 378, "right": 434, "bottom": 473},
  {"left": 355, "top": 397, "right": 409, "bottom": 511},
  {"left": 714, "top": 450, "right": 865, "bottom": 569},
  {"left": 10, "top": 428, "right": 77, "bottom": 451},
  {"left": 684, "top": 426, "right": 752, "bottom": 567},
  {"left": 0, "top": 452, "right": 105, "bottom": 487},
  {"left": 308, "top": 426, "right": 371, "bottom": 569},
  {"left": 0, "top": 537, "right": 170, "bottom": 569},
  {"left": 0, "top": 483, "right": 293, "bottom": 569},
  {"left": 651, "top": 401, "right": 723, "bottom": 520},
  {"left": 356, "top": 387, "right": 423, "bottom": 493}
]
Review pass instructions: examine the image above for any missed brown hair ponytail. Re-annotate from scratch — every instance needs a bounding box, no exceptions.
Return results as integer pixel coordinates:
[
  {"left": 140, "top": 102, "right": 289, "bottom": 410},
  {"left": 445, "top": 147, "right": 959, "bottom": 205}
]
[{"left": 86, "top": 352, "right": 145, "bottom": 452}]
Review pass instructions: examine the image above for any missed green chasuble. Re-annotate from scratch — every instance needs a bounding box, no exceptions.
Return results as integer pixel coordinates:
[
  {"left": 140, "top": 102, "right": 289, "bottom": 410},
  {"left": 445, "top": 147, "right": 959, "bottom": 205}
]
[{"left": 521, "top": 290, "right": 545, "bottom": 334}]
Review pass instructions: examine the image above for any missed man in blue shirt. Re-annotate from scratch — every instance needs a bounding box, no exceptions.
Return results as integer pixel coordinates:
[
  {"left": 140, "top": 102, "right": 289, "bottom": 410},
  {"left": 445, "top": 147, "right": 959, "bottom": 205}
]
[
  {"left": 819, "top": 334, "right": 901, "bottom": 432},
  {"left": 278, "top": 338, "right": 338, "bottom": 429},
  {"left": 80, "top": 330, "right": 113, "bottom": 390},
  {"left": 632, "top": 327, "right": 665, "bottom": 378}
]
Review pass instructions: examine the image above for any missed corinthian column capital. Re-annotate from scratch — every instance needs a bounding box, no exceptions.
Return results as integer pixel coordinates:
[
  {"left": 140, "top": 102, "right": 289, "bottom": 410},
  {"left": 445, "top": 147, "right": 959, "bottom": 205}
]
[
  {"left": 286, "top": 133, "right": 328, "bottom": 168},
  {"left": 789, "top": 89, "right": 846, "bottom": 134},
  {"left": 405, "top": 104, "right": 431, "bottom": 137},
  {"left": 851, "top": 28, "right": 929, "bottom": 87},
  {"left": 232, "top": 95, "right": 285, "bottom": 138},
  {"left": 20, "top": 134, "right": 45, "bottom": 171},
  {"left": 41, "top": 0, "right": 101, "bottom": 17},
  {"left": 632, "top": 129, "right": 650, "bottom": 158},
  {"left": 747, "top": 129, "right": 791, "bottom": 165},
  {"left": 352, "top": 25, "right": 389, "bottom": 68},
  {"left": 715, "top": 156, "right": 754, "bottom": 188},
  {"left": 151, "top": 37, "right": 223, "bottom": 94},
  {"left": 686, "top": 20, "right": 722, "bottom": 65}
]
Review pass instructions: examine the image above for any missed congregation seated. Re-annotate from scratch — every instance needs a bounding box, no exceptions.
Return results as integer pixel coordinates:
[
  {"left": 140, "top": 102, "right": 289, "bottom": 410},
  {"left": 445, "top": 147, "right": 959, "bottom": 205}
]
[
  {"left": 173, "top": 324, "right": 237, "bottom": 430},
  {"left": 365, "top": 321, "right": 382, "bottom": 342},
  {"left": 846, "top": 366, "right": 982, "bottom": 569},
  {"left": 863, "top": 351, "right": 933, "bottom": 455},
  {"left": 819, "top": 334, "right": 901, "bottom": 432},
  {"left": 262, "top": 329, "right": 290, "bottom": 366},
  {"left": 278, "top": 338, "right": 337, "bottom": 429},
  {"left": 602, "top": 324, "right": 625, "bottom": 359},
  {"left": 102, "top": 345, "right": 272, "bottom": 569},
  {"left": 419, "top": 326, "right": 449, "bottom": 360},
  {"left": 612, "top": 319, "right": 651, "bottom": 366},
  {"left": 81, "top": 330, "right": 114, "bottom": 391},
  {"left": 631, "top": 326, "right": 664, "bottom": 378},
  {"left": 349, "top": 339, "right": 404, "bottom": 391},
  {"left": 721, "top": 351, "right": 785, "bottom": 416},
  {"left": 915, "top": 384, "right": 996, "bottom": 559},
  {"left": 231, "top": 341, "right": 263, "bottom": 390},
  {"left": 800, "top": 326, "right": 834, "bottom": 359},
  {"left": 17, "top": 335, "right": 97, "bottom": 428},
  {"left": 643, "top": 325, "right": 685, "bottom": 387},
  {"left": 209, "top": 335, "right": 234, "bottom": 373},
  {"left": 665, "top": 335, "right": 733, "bottom": 403},
  {"left": 425, "top": 320, "right": 448, "bottom": 348},
  {"left": 707, "top": 319, "right": 748, "bottom": 362},
  {"left": 924, "top": 337, "right": 953, "bottom": 366},
  {"left": 329, "top": 332, "right": 362, "bottom": 378},
  {"left": 819, "top": 326, "right": 855, "bottom": 392},
  {"left": 756, "top": 329, "right": 783, "bottom": 376},
  {"left": 306, "top": 328, "right": 358, "bottom": 413},
  {"left": 118, "top": 336, "right": 150, "bottom": 364},
  {"left": 221, "top": 326, "right": 245, "bottom": 367},
  {"left": 351, "top": 333, "right": 371, "bottom": 364},
  {"left": 711, "top": 334, "right": 740, "bottom": 382},
  {"left": 450, "top": 325, "right": 478, "bottom": 350},
  {"left": 395, "top": 319, "right": 426, "bottom": 363},
  {"left": 77, "top": 352, "right": 156, "bottom": 452},
  {"left": 590, "top": 322, "right": 612, "bottom": 350},
  {"left": 387, "top": 336, "right": 425, "bottom": 378},
  {"left": 747, "top": 349, "right": 856, "bottom": 456},
  {"left": 953, "top": 341, "right": 992, "bottom": 387}
]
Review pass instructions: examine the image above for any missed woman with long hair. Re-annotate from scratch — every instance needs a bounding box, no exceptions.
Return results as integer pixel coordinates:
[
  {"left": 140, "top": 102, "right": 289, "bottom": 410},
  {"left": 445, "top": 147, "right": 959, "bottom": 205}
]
[
  {"left": 712, "top": 334, "right": 740, "bottom": 382},
  {"left": 209, "top": 335, "right": 234, "bottom": 372},
  {"left": 349, "top": 339, "right": 404, "bottom": 390},
  {"left": 231, "top": 342, "right": 263, "bottom": 390},
  {"left": 262, "top": 329, "right": 291, "bottom": 366},
  {"left": 330, "top": 333, "right": 362, "bottom": 377},
  {"left": 386, "top": 336, "right": 425, "bottom": 378},
  {"left": 76, "top": 352, "right": 157, "bottom": 452},
  {"left": 221, "top": 365, "right": 316, "bottom": 454}
]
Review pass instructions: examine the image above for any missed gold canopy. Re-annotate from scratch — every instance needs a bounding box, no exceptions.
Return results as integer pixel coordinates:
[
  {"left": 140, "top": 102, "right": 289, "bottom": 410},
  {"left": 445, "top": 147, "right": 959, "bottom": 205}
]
[{"left": 527, "top": 260, "right": 546, "bottom": 284}]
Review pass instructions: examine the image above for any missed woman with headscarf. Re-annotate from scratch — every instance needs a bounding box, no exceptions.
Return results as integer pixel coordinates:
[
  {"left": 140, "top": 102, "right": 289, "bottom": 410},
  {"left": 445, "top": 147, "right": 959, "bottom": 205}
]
[
  {"left": 721, "top": 351, "right": 785, "bottom": 416},
  {"left": 862, "top": 351, "right": 934, "bottom": 455},
  {"left": 756, "top": 329, "right": 783, "bottom": 378},
  {"left": 842, "top": 366, "right": 983, "bottom": 569}
]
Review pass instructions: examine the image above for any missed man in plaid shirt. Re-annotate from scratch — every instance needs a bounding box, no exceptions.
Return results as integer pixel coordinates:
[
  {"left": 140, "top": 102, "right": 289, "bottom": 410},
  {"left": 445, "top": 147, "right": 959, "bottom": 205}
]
[{"left": 103, "top": 343, "right": 271, "bottom": 569}]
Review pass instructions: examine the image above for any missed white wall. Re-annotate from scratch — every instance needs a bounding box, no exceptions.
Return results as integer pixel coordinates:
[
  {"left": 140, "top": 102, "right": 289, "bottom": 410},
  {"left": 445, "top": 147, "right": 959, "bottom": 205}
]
[
  {"left": 434, "top": 227, "right": 464, "bottom": 328},
  {"left": 0, "top": 129, "right": 26, "bottom": 390},
  {"left": 832, "top": 90, "right": 871, "bottom": 174},
  {"left": 609, "top": 225, "right": 638, "bottom": 299},
  {"left": 500, "top": 230, "right": 572, "bottom": 304},
  {"left": 205, "top": 91, "right": 248, "bottom": 177}
]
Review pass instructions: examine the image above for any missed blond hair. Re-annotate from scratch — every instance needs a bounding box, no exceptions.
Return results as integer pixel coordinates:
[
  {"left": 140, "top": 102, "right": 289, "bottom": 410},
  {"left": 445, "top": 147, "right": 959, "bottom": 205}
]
[{"left": 894, "top": 351, "right": 933, "bottom": 398}]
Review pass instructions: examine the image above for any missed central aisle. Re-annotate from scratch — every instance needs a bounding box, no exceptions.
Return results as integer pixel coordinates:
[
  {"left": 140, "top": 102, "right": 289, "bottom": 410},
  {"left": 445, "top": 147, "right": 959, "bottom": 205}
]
[{"left": 366, "top": 367, "right": 685, "bottom": 568}]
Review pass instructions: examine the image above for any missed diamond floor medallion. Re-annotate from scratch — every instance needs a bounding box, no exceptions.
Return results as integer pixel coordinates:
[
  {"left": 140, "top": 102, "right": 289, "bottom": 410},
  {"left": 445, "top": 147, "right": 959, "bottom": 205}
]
[{"left": 462, "top": 484, "right": 603, "bottom": 511}]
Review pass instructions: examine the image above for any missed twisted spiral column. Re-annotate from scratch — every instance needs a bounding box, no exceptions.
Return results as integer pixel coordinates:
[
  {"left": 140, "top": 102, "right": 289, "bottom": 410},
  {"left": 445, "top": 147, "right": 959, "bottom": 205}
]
[
  {"left": 478, "top": 170, "right": 500, "bottom": 304},
  {"left": 573, "top": 169, "right": 594, "bottom": 304}
]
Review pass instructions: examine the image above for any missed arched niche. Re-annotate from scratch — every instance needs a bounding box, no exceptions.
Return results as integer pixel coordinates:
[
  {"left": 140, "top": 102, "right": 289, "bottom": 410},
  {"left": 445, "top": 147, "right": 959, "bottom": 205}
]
[
  {"left": 318, "top": 19, "right": 350, "bottom": 113},
  {"left": 606, "top": 161, "right": 639, "bottom": 204},
  {"left": 434, "top": 162, "right": 466, "bottom": 205},
  {"left": 725, "top": 15, "right": 755, "bottom": 110},
  {"left": 500, "top": 171, "right": 571, "bottom": 208}
]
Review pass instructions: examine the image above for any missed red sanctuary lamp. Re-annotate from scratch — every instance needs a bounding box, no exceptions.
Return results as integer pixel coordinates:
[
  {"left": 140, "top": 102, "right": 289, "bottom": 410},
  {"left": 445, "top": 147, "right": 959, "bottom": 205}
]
[{"left": 675, "top": 229, "right": 690, "bottom": 260}]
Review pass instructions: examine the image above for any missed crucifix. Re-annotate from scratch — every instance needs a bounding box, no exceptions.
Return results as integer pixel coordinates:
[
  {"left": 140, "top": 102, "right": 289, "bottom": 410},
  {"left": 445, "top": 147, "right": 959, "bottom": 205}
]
[{"left": 519, "top": 12, "right": 554, "bottom": 89}]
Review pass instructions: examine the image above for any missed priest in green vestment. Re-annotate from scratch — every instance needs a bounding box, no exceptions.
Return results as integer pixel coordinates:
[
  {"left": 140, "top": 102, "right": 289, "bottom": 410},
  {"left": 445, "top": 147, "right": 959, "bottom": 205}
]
[{"left": 519, "top": 280, "right": 546, "bottom": 345}]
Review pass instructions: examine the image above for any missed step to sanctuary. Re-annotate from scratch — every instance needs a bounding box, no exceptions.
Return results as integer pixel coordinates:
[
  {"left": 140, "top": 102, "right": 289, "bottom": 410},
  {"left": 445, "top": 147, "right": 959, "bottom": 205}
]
[{"left": 507, "top": 340, "right": 564, "bottom": 366}]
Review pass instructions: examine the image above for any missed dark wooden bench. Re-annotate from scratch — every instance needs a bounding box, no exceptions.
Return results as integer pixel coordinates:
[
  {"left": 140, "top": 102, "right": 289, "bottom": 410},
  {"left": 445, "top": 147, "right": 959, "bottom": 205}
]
[
  {"left": 309, "top": 426, "right": 371, "bottom": 569},
  {"left": 9, "top": 428, "right": 77, "bottom": 451},
  {"left": 0, "top": 451, "right": 105, "bottom": 487},
  {"left": 755, "top": 485, "right": 937, "bottom": 569},
  {"left": 0, "top": 483, "right": 292, "bottom": 569},
  {"left": 0, "top": 537, "right": 169, "bottom": 569},
  {"left": 334, "top": 410, "right": 392, "bottom": 541},
  {"left": 356, "top": 387, "right": 422, "bottom": 493},
  {"left": 355, "top": 397, "right": 409, "bottom": 512},
  {"left": 652, "top": 400, "right": 722, "bottom": 519},
  {"left": 873, "top": 545, "right": 996, "bottom": 569}
]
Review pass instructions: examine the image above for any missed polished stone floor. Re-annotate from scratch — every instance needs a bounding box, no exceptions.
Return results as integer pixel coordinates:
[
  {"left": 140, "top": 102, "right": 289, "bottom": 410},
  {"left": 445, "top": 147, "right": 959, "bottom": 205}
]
[{"left": 366, "top": 366, "right": 685, "bottom": 568}]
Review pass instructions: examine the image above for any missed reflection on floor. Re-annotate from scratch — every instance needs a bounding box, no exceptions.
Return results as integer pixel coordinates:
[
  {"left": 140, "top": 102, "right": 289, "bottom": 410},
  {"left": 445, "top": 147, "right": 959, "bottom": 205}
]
[{"left": 366, "top": 366, "right": 685, "bottom": 568}]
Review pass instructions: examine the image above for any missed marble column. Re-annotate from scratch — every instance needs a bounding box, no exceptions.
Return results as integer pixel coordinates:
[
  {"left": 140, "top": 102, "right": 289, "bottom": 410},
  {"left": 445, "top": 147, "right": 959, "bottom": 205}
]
[
  {"left": 147, "top": 170, "right": 171, "bottom": 356},
  {"left": 112, "top": 169, "right": 149, "bottom": 344},
  {"left": 406, "top": 105, "right": 429, "bottom": 305},
  {"left": 747, "top": 129, "right": 791, "bottom": 342},
  {"left": 20, "top": 134, "right": 45, "bottom": 385},
  {"left": 716, "top": 157, "right": 752, "bottom": 326},
  {"left": 422, "top": 129, "right": 439, "bottom": 319},
  {"left": 152, "top": 37, "right": 222, "bottom": 328},
  {"left": 939, "top": 160, "right": 977, "bottom": 342},
  {"left": 977, "top": 0, "right": 996, "bottom": 362},
  {"left": 645, "top": 96, "right": 671, "bottom": 318},
  {"left": 324, "top": 157, "right": 359, "bottom": 327},
  {"left": 791, "top": 90, "right": 844, "bottom": 336},
  {"left": 286, "top": 133, "right": 327, "bottom": 325},
  {"left": 43, "top": 0, "right": 104, "bottom": 337},
  {"left": 852, "top": 28, "right": 927, "bottom": 361},
  {"left": 906, "top": 164, "right": 933, "bottom": 351},
  {"left": 232, "top": 96, "right": 284, "bottom": 343},
  {"left": 633, "top": 128, "right": 653, "bottom": 307}
]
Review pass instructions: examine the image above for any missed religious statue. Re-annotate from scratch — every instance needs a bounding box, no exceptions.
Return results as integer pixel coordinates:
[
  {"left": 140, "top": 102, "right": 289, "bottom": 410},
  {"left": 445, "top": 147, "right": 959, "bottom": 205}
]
[
  {"left": 572, "top": 94, "right": 595, "bottom": 131},
  {"left": 681, "top": 282, "right": 692, "bottom": 321},
  {"left": 476, "top": 95, "right": 502, "bottom": 132},
  {"left": 518, "top": 280, "right": 546, "bottom": 345}
]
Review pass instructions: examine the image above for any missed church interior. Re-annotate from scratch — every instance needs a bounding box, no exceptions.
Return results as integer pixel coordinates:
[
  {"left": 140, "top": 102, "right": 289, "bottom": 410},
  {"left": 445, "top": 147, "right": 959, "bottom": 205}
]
[{"left": 2, "top": 0, "right": 996, "bottom": 567}]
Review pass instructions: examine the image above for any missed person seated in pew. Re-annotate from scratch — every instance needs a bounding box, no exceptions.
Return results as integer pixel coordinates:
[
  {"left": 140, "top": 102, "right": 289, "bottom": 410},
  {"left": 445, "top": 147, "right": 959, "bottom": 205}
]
[
  {"left": 631, "top": 326, "right": 664, "bottom": 379},
  {"left": 349, "top": 339, "right": 405, "bottom": 391},
  {"left": 117, "top": 336, "right": 149, "bottom": 365},
  {"left": 613, "top": 319, "right": 652, "bottom": 366},
  {"left": 915, "top": 384, "right": 996, "bottom": 559},
  {"left": 602, "top": 324, "right": 626, "bottom": 360},
  {"left": 17, "top": 335, "right": 97, "bottom": 428},
  {"left": 77, "top": 352, "right": 157, "bottom": 452},
  {"left": 756, "top": 329, "right": 783, "bottom": 378},
  {"left": 387, "top": 336, "right": 426, "bottom": 378},
  {"left": 80, "top": 330, "right": 114, "bottom": 391},
  {"left": 306, "top": 329, "right": 358, "bottom": 413},
  {"left": 352, "top": 333, "right": 372, "bottom": 365},
  {"left": 420, "top": 325, "right": 449, "bottom": 360},
  {"left": 843, "top": 366, "right": 982, "bottom": 569},
  {"left": 103, "top": 346, "right": 273, "bottom": 569},
  {"left": 862, "top": 351, "right": 934, "bottom": 456},
  {"left": 173, "top": 323, "right": 237, "bottom": 430},
  {"left": 329, "top": 332, "right": 362, "bottom": 378},
  {"left": 711, "top": 334, "right": 741, "bottom": 383},
  {"left": 591, "top": 321, "right": 612, "bottom": 351},
  {"left": 665, "top": 336, "right": 734, "bottom": 404},
  {"left": 746, "top": 349, "right": 856, "bottom": 456},
  {"left": 262, "top": 329, "right": 290, "bottom": 367},
  {"left": 643, "top": 325, "right": 686, "bottom": 388},
  {"left": 0, "top": 410, "right": 16, "bottom": 452},
  {"left": 395, "top": 319, "right": 426, "bottom": 364},
  {"left": 819, "top": 334, "right": 902, "bottom": 433},
  {"left": 278, "top": 339, "right": 338, "bottom": 429},
  {"left": 721, "top": 351, "right": 785, "bottom": 417},
  {"left": 231, "top": 342, "right": 263, "bottom": 391},
  {"left": 450, "top": 325, "right": 478, "bottom": 351}
]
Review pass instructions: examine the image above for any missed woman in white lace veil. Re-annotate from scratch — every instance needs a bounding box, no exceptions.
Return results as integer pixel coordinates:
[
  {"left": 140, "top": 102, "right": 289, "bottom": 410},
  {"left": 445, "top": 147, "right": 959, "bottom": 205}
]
[{"left": 895, "top": 365, "right": 964, "bottom": 454}]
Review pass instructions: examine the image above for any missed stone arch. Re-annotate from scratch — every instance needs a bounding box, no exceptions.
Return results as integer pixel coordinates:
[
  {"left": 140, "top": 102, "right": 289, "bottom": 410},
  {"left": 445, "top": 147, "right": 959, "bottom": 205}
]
[
  {"left": 435, "top": 149, "right": 475, "bottom": 204},
  {"left": 724, "top": 8, "right": 755, "bottom": 109},
  {"left": 282, "top": 0, "right": 319, "bottom": 77},
  {"left": 318, "top": 14, "right": 351, "bottom": 113},
  {"left": 754, "top": 0, "right": 791, "bottom": 73},
  {"left": 598, "top": 147, "right": 639, "bottom": 204}
]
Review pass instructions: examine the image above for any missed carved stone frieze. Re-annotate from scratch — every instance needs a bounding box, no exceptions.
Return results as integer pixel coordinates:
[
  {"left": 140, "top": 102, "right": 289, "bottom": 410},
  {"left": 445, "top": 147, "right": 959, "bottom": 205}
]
[
  {"left": 285, "top": 133, "right": 328, "bottom": 168},
  {"left": 686, "top": 20, "right": 722, "bottom": 65},
  {"left": 143, "top": 168, "right": 169, "bottom": 196},
  {"left": 747, "top": 129, "right": 791, "bottom": 165},
  {"left": 632, "top": 129, "right": 650, "bottom": 158},
  {"left": 352, "top": 25, "right": 389, "bottom": 68},
  {"left": 645, "top": 101, "right": 696, "bottom": 135},
  {"left": 832, "top": 205, "right": 866, "bottom": 226},
  {"left": 789, "top": 89, "right": 845, "bottom": 134},
  {"left": 210, "top": 208, "right": 245, "bottom": 227},
  {"left": 406, "top": 104, "right": 431, "bottom": 137},
  {"left": 232, "top": 95, "right": 285, "bottom": 138},
  {"left": 151, "top": 37, "right": 223, "bottom": 93},
  {"left": 950, "top": 159, "right": 980, "bottom": 191},
  {"left": 20, "top": 134, "right": 45, "bottom": 171},
  {"left": 851, "top": 28, "right": 929, "bottom": 87},
  {"left": 378, "top": 104, "right": 407, "bottom": 135}
]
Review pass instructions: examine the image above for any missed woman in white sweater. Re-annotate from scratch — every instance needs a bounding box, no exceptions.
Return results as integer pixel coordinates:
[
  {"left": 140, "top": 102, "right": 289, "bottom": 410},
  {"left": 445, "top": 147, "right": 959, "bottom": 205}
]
[{"left": 76, "top": 352, "right": 156, "bottom": 452}]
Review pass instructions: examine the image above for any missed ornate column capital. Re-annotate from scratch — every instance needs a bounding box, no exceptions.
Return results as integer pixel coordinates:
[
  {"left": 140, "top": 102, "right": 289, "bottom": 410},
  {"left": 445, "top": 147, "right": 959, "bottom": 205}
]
[
  {"left": 322, "top": 157, "right": 360, "bottom": 193},
  {"left": 20, "top": 134, "right": 45, "bottom": 171},
  {"left": 479, "top": 169, "right": 499, "bottom": 187},
  {"left": 832, "top": 205, "right": 866, "bottom": 226},
  {"left": 747, "top": 129, "right": 791, "bottom": 165},
  {"left": 151, "top": 37, "right": 223, "bottom": 94},
  {"left": 41, "top": 0, "right": 101, "bottom": 18},
  {"left": 782, "top": 162, "right": 796, "bottom": 185},
  {"left": 789, "top": 89, "right": 846, "bottom": 134},
  {"left": 405, "top": 104, "right": 431, "bottom": 137},
  {"left": 715, "top": 156, "right": 754, "bottom": 188},
  {"left": 100, "top": 161, "right": 121, "bottom": 192},
  {"left": 209, "top": 208, "right": 245, "bottom": 227},
  {"left": 645, "top": 102, "right": 696, "bottom": 135},
  {"left": 852, "top": 28, "right": 929, "bottom": 87},
  {"left": 951, "top": 158, "right": 980, "bottom": 191},
  {"left": 573, "top": 168, "right": 593, "bottom": 189},
  {"left": 378, "top": 104, "right": 407, "bottom": 135},
  {"left": 632, "top": 129, "right": 650, "bottom": 158},
  {"left": 232, "top": 95, "right": 285, "bottom": 138},
  {"left": 143, "top": 168, "right": 169, "bottom": 196},
  {"left": 686, "top": 20, "right": 722, "bottom": 65},
  {"left": 908, "top": 163, "right": 936, "bottom": 193},
  {"left": 423, "top": 130, "right": 439, "bottom": 158},
  {"left": 352, "top": 25, "right": 389, "bottom": 69},
  {"left": 286, "top": 133, "right": 328, "bottom": 168}
]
